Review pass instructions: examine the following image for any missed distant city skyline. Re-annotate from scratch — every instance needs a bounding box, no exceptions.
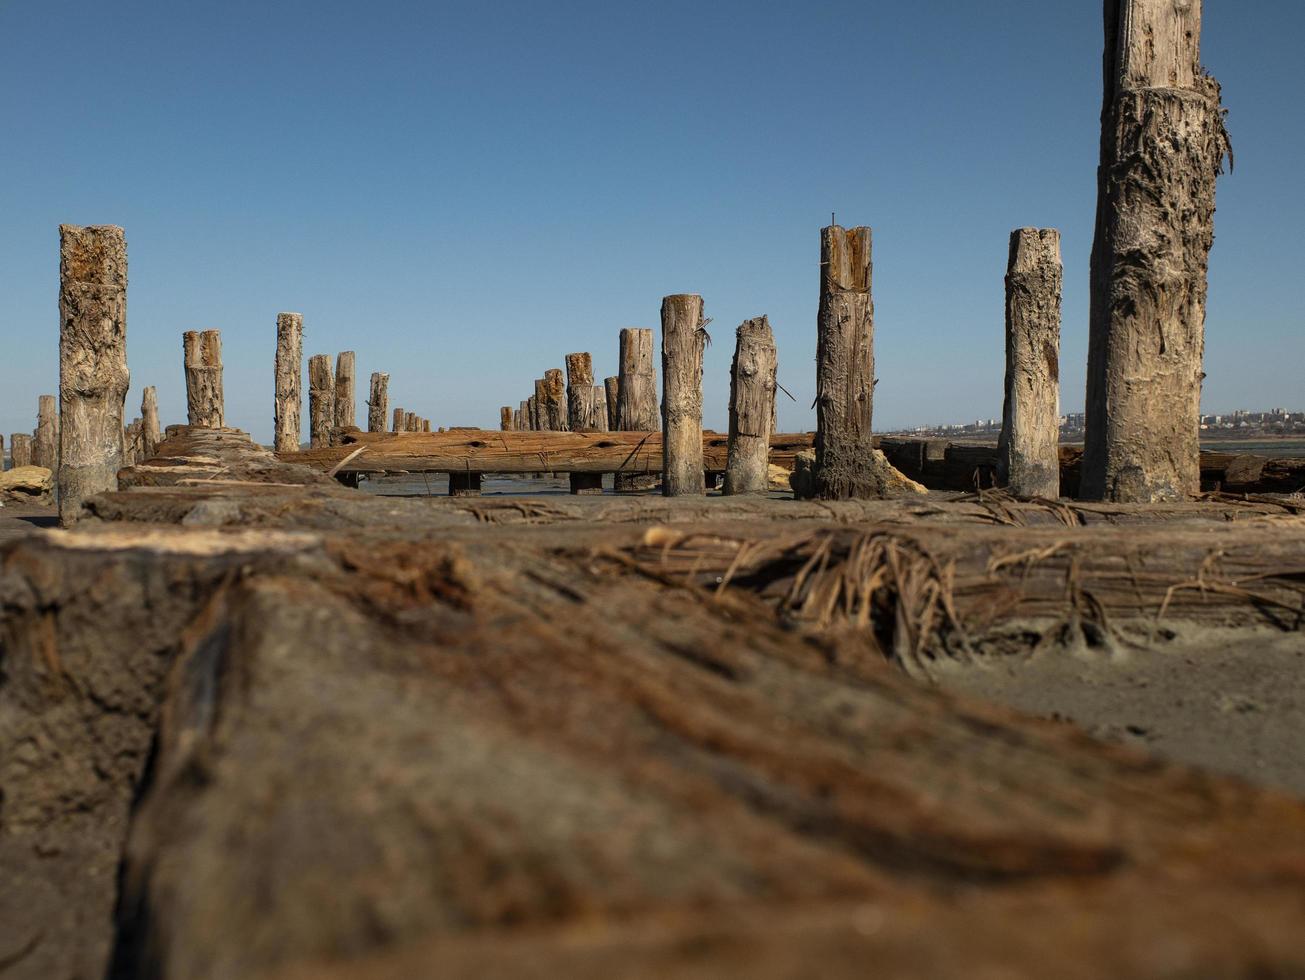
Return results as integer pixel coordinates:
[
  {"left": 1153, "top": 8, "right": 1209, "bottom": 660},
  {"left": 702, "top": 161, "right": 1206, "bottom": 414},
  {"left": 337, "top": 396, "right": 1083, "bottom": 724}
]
[{"left": 2, "top": 2, "right": 1302, "bottom": 444}]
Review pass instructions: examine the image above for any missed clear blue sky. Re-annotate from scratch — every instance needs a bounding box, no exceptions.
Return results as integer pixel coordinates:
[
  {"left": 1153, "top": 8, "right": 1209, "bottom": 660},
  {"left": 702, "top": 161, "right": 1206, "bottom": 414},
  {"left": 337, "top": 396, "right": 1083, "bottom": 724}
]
[{"left": 2, "top": 1, "right": 1302, "bottom": 442}]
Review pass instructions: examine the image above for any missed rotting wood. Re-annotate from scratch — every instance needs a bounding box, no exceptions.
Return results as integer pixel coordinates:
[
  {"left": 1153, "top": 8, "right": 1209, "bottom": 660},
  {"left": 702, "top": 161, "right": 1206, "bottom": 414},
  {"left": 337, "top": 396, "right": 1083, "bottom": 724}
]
[
  {"left": 333, "top": 351, "right": 356, "bottom": 430},
  {"left": 34, "top": 394, "right": 59, "bottom": 470},
  {"left": 274, "top": 312, "right": 303, "bottom": 453},
  {"left": 724, "top": 316, "right": 778, "bottom": 496},
  {"left": 367, "top": 373, "right": 389, "bottom": 433},
  {"left": 58, "top": 224, "right": 129, "bottom": 526},
  {"left": 183, "top": 329, "right": 225, "bottom": 428},
  {"left": 661, "top": 295, "right": 707, "bottom": 496},
  {"left": 308, "top": 355, "right": 335, "bottom": 449},
  {"left": 1081, "top": 0, "right": 1230, "bottom": 502},
  {"left": 997, "top": 229, "right": 1062, "bottom": 499},
  {"left": 141, "top": 386, "right": 161, "bottom": 459},
  {"left": 813, "top": 225, "right": 876, "bottom": 499}
]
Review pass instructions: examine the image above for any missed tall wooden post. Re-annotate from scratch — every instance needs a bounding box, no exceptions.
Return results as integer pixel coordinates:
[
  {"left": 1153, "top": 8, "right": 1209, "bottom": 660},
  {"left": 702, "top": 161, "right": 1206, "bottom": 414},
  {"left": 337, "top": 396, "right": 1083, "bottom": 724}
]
[
  {"left": 392, "top": 407, "right": 404, "bottom": 433},
  {"left": 141, "top": 386, "right": 161, "bottom": 459},
  {"left": 274, "top": 313, "right": 303, "bottom": 453},
  {"left": 183, "top": 329, "right": 224, "bottom": 428},
  {"left": 500, "top": 407, "right": 514, "bottom": 431},
  {"left": 660, "top": 294, "right": 706, "bottom": 496},
  {"left": 518, "top": 399, "right": 529, "bottom": 432},
  {"left": 542, "top": 368, "right": 567, "bottom": 432},
  {"left": 404, "top": 411, "right": 418, "bottom": 433},
  {"left": 812, "top": 225, "right": 876, "bottom": 499},
  {"left": 34, "top": 395, "right": 58, "bottom": 470},
  {"left": 530, "top": 383, "right": 544, "bottom": 430},
  {"left": 1081, "top": 0, "right": 1228, "bottom": 502},
  {"left": 723, "top": 316, "right": 778, "bottom": 496},
  {"left": 590, "top": 387, "right": 608, "bottom": 431},
  {"left": 565, "top": 353, "right": 603, "bottom": 493},
  {"left": 997, "top": 229, "right": 1062, "bottom": 499},
  {"left": 616, "top": 327, "right": 658, "bottom": 492},
  {"left": 10, "top": 434, "right": 33, "bottom": 468},
  {"left": 123, "top": 419, "right": 143, "bottom": 467},
  {"left": 367, "top": 372, "right": 389, "bottom": 433},
  {"left": 307, "top": 354, "right": 334, "bottom": 449},
  {"left": 58, "top": 224, "right": 129, "bottom": 526},
  {"left": 0, "top": 435, "right": 5, "bottom": 470},
  {"left": 603, "top": 376, "right": 619, "bottom": 431},
  {"left": 333, "top": 351, "right": 356, "bottom": 430}
]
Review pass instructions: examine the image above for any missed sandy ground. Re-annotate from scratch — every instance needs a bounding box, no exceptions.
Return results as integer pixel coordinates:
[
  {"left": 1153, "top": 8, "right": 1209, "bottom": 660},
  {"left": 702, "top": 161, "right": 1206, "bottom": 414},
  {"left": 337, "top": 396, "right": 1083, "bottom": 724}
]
[{"left": 933, "top": 624, "right": 1305, "bottom": 797}]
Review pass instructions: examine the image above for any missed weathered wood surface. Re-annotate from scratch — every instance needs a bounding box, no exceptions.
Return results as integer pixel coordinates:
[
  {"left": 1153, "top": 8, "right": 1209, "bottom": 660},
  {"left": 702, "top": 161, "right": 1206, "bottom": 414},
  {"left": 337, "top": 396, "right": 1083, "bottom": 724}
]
[
  {"left": 116, "top": 425, "right": 335, "bottom": 492},
  {"left": 141, "top": 385, "right": 161, "bottom": 459},
  {"left": 603, "top": 375, "right": 619, "bottom": 430},
  {"left": 333, "top": 351, "right": 356, "bottom": 429},
  {"left": 500, "top": 406, "right": 513, "bottom": 431},
  {"left": 9, "top": 492, "right": 1305, "bottom": 978},
  {"left": 1081, "top": 0, "right": 1230, "bottom": 502},
  {"left": 286, "top": 430, "right": 814, "bottom": 476},
  {"left": 183, "top": 329, "right": 224, "bottom": 428},
  {"left": 58, "top": 224, "right": 129, "bottom": 526},
  {"left": 661, "top": 294, "right": 707, "bottom": 496},
  {"left": 542, "top": 368, "right": 567, "bottom": 432},
  {"left": 813, "top": 225, "right": 876, "bottom": 499},
  {"left": 616, "top": 328, "right": 658, "bottom": 492},
  {"left": 566, "top": 353, "right": 603, "bottom": 493},
  {"left": 10, "top": 433, "right": 33, "bottom": 468},
  {"left": 997, "top": 228, "right": 1061, "bottom": 498},
  {"left": 724, "top": 315, "right": 777, "bottom": 496},
  {"left": 368, "top": 372, "right": 389, "bottom": 433},
  {"left": 308, "top": 354, "right": 335, "bottom": 449},
  {"left": 392, "top": 406, "right": 404, "bottom": 433},
  {"left": 274, "top": 312, "right": 303, "bottom": 453},
  {"left": 34, "top": 394, "right": 59, "bottom": 470}
]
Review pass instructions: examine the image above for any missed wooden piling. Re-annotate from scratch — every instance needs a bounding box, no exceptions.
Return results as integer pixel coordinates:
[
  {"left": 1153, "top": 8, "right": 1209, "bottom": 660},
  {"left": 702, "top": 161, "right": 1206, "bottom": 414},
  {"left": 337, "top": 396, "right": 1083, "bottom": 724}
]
[
  {"left": 10, "top": 433, "right": 33, "bottom": 468},
  {"left": 123, "top": 418, "right": 143, "bottom": 467},
  {"left": 723, "top": 316, "right": 778, "bottom": 496},
  {"left": 997, "top": 229, "right": 1062, "bottom": 499},
  {"left": 307, "top": 354, "right": 335, "bottom": 449},
  {"left": 603, "top": 376, "right": 619, "bottom": 431},
  {"left": 274, "top": 313, "right": 303, "bottom": 453},
  {"left": 660, "top": 294, "right": 707, "bottom": 496},
  {"left": 616, "top": 327, "right": 658, "bottom": 492},
  {"left": 333, "top": 351, "right": 356, "bottom": 430},
  {"left": 58, "top": 224, "right": 129, "bottom": 525},
  {"left": 542, "top": 368, "right": 568, "bottom": 432},
  {"left": 368, "top": 373, "right": 389, "bottom": 433},
  {"left": 183, "top": 329, "right": 224, "bottom": 428},
  {"left": 34, "top": 395, "right": 59, "bottom": 470},
  {"left": 422, "top": 419, "right": 431, "bottom": 433},
  {"left": 812, "top": 225, "right": 876, "bottom": 499},
  {"left": 531, "top": 382, "right": 545, "bottom": 430},
  {"left": 590, "top": 387, "right": 608, "bottom": 432},
  {"left": 565, "top": 353, "right": 602, "bottom": 493},
  {"left": 141, "top": 386, "right": 161, "bottom": 459},
  {"left": 1081, "top": 0, "right": 1228, "bottom": 502},
  {"left": 404, "top": 411, "right": 417, "bottom": 433}
]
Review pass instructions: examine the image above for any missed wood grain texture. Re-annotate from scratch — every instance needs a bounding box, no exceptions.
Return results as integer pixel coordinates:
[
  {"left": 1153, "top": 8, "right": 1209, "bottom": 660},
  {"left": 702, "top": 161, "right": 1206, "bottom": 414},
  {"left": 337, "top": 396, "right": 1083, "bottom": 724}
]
[
  {"left": 34, "top": 394, "right": 59, "bottom": 470},
  {"left": 308, "top": 354, "right": 335, "bottom": 449},
  {"left": 724, "top": 316, "right": 778, "bottom": 496},
  {"left": 661, "top": 295, "right": 707, "bottom": 496},
  {"left": 333, "top": 351, "right": 356, "bottom": 430},
  {"left": 368, "top": 372, "right": 390, "bottom": 433},
  {"left": 183, "top": 329, "right": 224, "bottom": 428},
  {"left": 141, "top": 386, "right": 161, "bottom": 460},
  {"left": 274, "top": 313, "right": 303, "bottom": 453}
]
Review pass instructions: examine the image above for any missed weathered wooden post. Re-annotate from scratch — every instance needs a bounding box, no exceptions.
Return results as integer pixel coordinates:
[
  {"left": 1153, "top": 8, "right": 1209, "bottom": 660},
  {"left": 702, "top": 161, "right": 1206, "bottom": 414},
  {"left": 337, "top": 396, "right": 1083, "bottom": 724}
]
[
  {"left": 422, "top": 419, "right": 431, "bottom": 433},
  {"left": 141, "top": 386, "right": 161, "bottom": 459},
  {"left": 590, "top": 387, "right": 608, "bottom": 431},
  {"left": 307, "top": 354, "right": 335, "bottom": 449},
  {"left": 333, "top": 351, "right": 357, "bottom": 430},
  {"left": 518, "top": 399, "right": 529, "bottom": 432},
  {"left": 367, "top": 372, "right": 389, "bottom": 433},
  {"left": 564, "top": 353, "right": 602, "bottom": 493},
  {"left": 0, "top": 435, "right": 5, "bottom": 470},
  {"left": 404, "top": 411, "right": 418, "bottom": 432},
  {"left": 500, "top": 407, "right": 514, "bottom": 431},
  {"left": 10, "top": 434, "right": 33, "bottom": 468},
  {"left": 274, "top": 313, "right": 303, "bottom": 453},
  {"left": 1081, "top": 0, "right": 1228, "bottom": 502},
  {"left": 123, "top": 419, "right": 143, "bottom": 467},
  {"left": 723, "top": 316, "right": 778, "bottom": 496},
  {"left": 34, "top": 395, "right": 58, "bottom": 470},
  {"left": 661, "top": 294, "right": 707, "bottom": 496},
  {"left": 603, "top": 376, "right": 619, "bottom": 431},
  {"left": 58, "top": 224, "right": 129, "bottom": 525},
  {"left": 531, "top": 382, "right": 545, "bottom": 430},
  {"left": 997, "top": 229, "right": 1062, "bottom": 499},
  {"left": 183, "top": 329, "right": 224, "bottom": 427},
  {"left": 812, "top": 225, "right": 876, "bottom": 499},
  {"left": 542, "top": 368, "right": 568, "bottom": 432},
  {"left": 616, "top": 327, "right": 658, "bottom": 492}
]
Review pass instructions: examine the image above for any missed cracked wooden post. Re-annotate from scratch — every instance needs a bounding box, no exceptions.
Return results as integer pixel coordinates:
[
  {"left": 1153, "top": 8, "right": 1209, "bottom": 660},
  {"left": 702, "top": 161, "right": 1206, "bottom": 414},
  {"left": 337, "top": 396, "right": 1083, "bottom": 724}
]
[
  {"left": 183, "top": 329, "right": 224, "bottom": 428},
  {"left": 404, "top": 411, "right": 418, "bottom": 433},
  {"left": 499, "top": 407, "right": 513, "bottom": 431},
  {"left": 58, "top": 224, "right": 129, "bottom": 526},
  {"left": 997, "top": 229, "right": 1063, "bottom": 499},
  {"left": 1081, "top": 0, "right": 1229, "bottom": 502},
  {"left": 518, "top": 399, "right": 529, "bottom": 432},
  {"left": 603, "top": 376, "right": 619, "bottom": 431},
  {"left": 661, "top": 294, "right": 707, "bottom": 496},
  {"left": 616, "top": 327, "right": 658, "bottom": 492},
  {"left": 307, "top": 354, "right": 334, "bottom": 449},
  {"left": 333, "top": 351, "right": 356, "bottom": 430},
  {"left": 34, "top": 395, "right": 59, "bottom": 470},
  {"left": 367, "top": 372, "right": 389, "bottom": 433},
  {"left": 542, "top": 368, "right": 568, "bottom": 432},
  {"left": 591, "top": 387, "right": 608, "bottom": 432},
  {"left": 274, "top": 313, "right": 303, "bottom": 453},
  {"left": 565, "top": 353, "right": 603, "bottom": 493},
  {"left": 10, "top": 433, "right": 33, "bottom": 468},
  {"left": 531, "top": 381, "right": 546, "bottom": 430},
  {"left": 141, "top": 386, "right": 161, "bottom": 459},
  {"left": 123, "top": 418, "right": 143, "bottom": 467},
  {"left": 812, "top": 225, "right": 875, "bottom": 499},
  {"left": 392, "top": 407, "right": 403, "bottom": 433},
  {"left": 724, "top": 316, "right": 778, "bottom": 496}
]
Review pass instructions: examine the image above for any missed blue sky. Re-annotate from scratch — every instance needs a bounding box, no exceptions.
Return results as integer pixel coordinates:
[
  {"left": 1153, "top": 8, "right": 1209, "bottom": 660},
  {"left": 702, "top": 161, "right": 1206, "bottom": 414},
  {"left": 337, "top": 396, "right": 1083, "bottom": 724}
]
[{"left": 2, "top": 1, "right": 1302, "bottom": 442}]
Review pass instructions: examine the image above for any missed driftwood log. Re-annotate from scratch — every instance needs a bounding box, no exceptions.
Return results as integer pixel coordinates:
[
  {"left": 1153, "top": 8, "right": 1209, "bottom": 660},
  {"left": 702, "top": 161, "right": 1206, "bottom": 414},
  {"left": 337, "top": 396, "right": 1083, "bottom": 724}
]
[
  {"left": 274, "top": 313, "right": 303, "bottom": 453},
  {"left": 813, "top": 225, "right": 876, "bottom": 499},
  {"left": 661, "top": 295, "right": 707, "bottom": 496},
  {"left": 183, "top": 329, "right": 224, "bottom": 428},
  {"left": 58, "top": 224, "right": 129, "bottom": 526},
  {"left": 997, "top": 228, "right": 1062, "bottom": 498},
  {"left": 724, "top": 316, "right": 778, "bottom": 496},
  {"left": 307, "top": 354, "right": 335, "bottom": 449},
  {"left": 1081, "top": 0, "right": 1230, "bottom": 502}
]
